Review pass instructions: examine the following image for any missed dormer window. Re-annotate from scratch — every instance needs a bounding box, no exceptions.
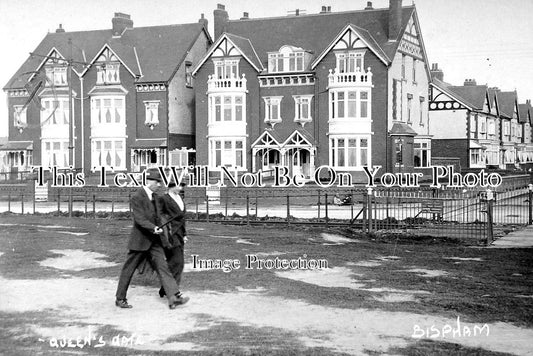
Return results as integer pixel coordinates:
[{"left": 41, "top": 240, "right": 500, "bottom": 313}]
[
  {"left": 336, "top": 51, "right": 364, "bottom": 73},
  {"left": 268, "top": 46, "right": 306, "bottom": 73},
  {"left": 45, "top": 67, "right": 67, "bottom": 86},
  {"left": 96, "top": 63, "right": 120, "bottom": 84},
  {"left": 214, "top": 59, "right": 239, "bottom": 79}
]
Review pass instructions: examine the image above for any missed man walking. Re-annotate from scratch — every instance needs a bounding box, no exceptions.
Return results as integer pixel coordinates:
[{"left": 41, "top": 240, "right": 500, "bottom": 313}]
[
  {"left": 115, "top": 168, "right": 186, "bottom": 309},
  {"left": 156, "top": 182, "right": 189, "bottom": 303}
]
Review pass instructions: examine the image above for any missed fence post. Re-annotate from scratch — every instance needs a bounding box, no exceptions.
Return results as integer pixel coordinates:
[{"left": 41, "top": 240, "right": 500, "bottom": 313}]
[
  {"left": 195, "top": 197, "right": 199, "bottom": 220},
  {"left": 68, "top": 186, "right": 72, "bottom": 218},
  {"left": 317, "top": 190, "right": 321, "bottom": 219},
  {"left": 529, "top": 184, "right": 533, "bottom": 225},
  {"left": 246, "top": 194, "right": 250, "bottom": 225},
  {"left": 224, "top": 191, "right": 228, "bottom": 220},
  {"left": 7, "top": 193, "right": 10, "bottom": 213},
  {"left": 92, "top": 194, "right": 96, "bottom": 219},
  {"left": 255, "top": 191, "right": 258, "bottom": 221},
  {"left": 57, "top": 190, "right": 61, "bottom": 214},
  {"left": 485, "top": 189, "right": 494, "bottom": 246},
  {"left": 325, "top": 193, "right": 329, "bottom": 228},
  {"left": 286, "top": 194, "right": 290, "bottom": 226},
  {"left": 367, "top": 187, "right": 373, "bottom": 233},
  {"left": 206, "top": 195, "right": 210, "bottom": 222},
  {"left": 21, "top": 193, "right": 24, "bottom": 214},
  {"left": 33, "top": 187, "right": 36, "bottom": 214},
  {"left": 84, "top": 191, "right": 87, "bottom": 218}
]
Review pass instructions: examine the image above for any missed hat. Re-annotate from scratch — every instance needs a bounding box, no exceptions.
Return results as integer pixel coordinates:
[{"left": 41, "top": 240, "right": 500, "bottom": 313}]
[{"left": 145, "top": 168, "right": 162, "bottom": 182}]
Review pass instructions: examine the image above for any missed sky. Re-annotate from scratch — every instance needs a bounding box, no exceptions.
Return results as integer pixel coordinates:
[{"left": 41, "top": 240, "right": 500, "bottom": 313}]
[{"left": 1, "top": 0, "right": 532, "bottom": 138}]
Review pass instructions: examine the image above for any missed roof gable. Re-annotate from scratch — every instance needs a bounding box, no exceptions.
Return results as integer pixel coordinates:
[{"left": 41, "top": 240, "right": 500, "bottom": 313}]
[
  {"left": 192, "top": 33, "right": 262, "bottom": 75},
  {"left": 224, "top": 6, "right": 416, "bottom": 71},
  {"left": 311, "top": 24, "right": 390, "bottom": 69},
  {"left": 4, "top": 22, "right": 205, "bottom": 90}
]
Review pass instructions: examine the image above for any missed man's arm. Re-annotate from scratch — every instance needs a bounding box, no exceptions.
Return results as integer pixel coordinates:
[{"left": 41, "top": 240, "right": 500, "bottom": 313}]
[{"left": 131, "top": 194, "right": 158, "bottom": 232}]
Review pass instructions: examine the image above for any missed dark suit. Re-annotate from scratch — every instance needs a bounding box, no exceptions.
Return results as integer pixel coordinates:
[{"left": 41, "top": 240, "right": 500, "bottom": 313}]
[
  {"left": 157, "top": 192, "right": 187, "bottom": 288},
  {"left": 115, "top": 187, "right": 179, "bottom": 303}
]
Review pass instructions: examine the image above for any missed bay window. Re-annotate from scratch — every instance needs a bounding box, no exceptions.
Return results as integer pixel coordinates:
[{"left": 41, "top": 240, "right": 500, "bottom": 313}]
[
  {"left": 209, "top": 139, "right": 245, "bottom": 168},
  {"left": 330, "top": 90, "right": 370, "bottom": 119},
  {"left": 330, "top": 136, "right": 370, "bottom": 169},
  {"left": 209, "top": 94, "right": 245, "bottom": 122},
  {"left": 42, "top": 98, "right": 69, "bottom": 125},
  {"left": 91, "top": 97, "right": 125, "bottom": 125},
  {"left": 42, "top": 140, "right": 69, "bottom": 168},
  {"left": 91, "top": 139, "right": 125, "bottom": 169},
  {"left": 414, "top": 141, "right": 431, "bottom": 167}
]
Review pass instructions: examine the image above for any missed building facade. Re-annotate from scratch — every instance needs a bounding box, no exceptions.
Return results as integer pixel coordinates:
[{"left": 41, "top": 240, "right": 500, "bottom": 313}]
[
  {"left": 429, "top": 65, "right": 533, "bottom": 171},
  {"left": 2, "top": 13, "right": 211, "bottom": 174},
  {"left": 193, "top": 0, "right": 432, "bottom": 180}
]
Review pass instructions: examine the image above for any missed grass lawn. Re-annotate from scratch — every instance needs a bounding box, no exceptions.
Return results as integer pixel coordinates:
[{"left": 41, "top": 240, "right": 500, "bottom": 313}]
[{"left": 0, "top": 214, "right": 532, "bottom": 355}]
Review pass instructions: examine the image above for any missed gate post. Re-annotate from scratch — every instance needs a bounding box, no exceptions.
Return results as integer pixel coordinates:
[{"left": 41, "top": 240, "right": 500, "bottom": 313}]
[
  {"left": 527, "top": 184, "right": 533, "bottom": 225},
  {"left": 367, "top": 187, "right": 373, "bottom": 233},
  {"left": 485, "top": 189, "right": 494, "bottom": 246}
]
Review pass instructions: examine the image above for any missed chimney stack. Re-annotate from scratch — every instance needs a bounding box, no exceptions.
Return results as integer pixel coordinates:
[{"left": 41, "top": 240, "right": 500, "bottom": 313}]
[
  {"left": 56, "top": 24, "right": 65, "bottom": 33},
  {"left": 464, "top": 79, "right": 477, "bottom": 86},
  {"left": 320, "top": 6, "right": 331, "bottom": 13},
  {"left": 112, "top": 12, "right": 133, "bottom": 36},
  {"left": 365, "top": 1, "right": 374, "bottom": 10},
  {"left": 430, "top": 63, "right": 444, "bottom": 82},
  {"left": 199, "top": 13, "right": 208, "bottom": 28},
  {"left": 527, "top": 99, "right": 531, "bottom": 105},
  {"left": 214, "top": 4, "right": 229, "bottom": 40},
  {"left": 240, "top": 12, "right": 249, "bottom": 20},
  {"left": 388, "top": 0, "right": 402, "bottom": 41}
]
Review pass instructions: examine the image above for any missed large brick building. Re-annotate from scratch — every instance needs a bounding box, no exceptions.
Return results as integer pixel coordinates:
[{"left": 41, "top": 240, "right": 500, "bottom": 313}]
[
  {"left": 2, "top": 13, "right": 211, "bottom": 174},
  {"left": 193, "top": 0, "right": 432, "bottom": 180}
]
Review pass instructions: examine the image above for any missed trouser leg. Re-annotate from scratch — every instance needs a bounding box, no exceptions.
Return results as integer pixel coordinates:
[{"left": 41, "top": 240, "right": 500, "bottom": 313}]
[
  {"left": 116, "top": 251, "right": 146, "bottom": 300},
  {"left": 165, "top": 245, "right": 185, "bottom": 287},
  {"left": 148, "top": 244, "right": 179, "bottom": 304}
]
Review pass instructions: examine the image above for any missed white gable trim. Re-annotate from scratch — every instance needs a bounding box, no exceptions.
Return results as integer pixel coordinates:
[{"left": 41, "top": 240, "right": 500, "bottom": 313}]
[
  {"left": 81, "top": 43, "right": 137, "bottom": 78},
  {"left": 192, "top": 33, "right": 261, "bottom": 76},
  {"left": 311, "top": 24, "right": 389, "bottom": 70},
  {"left": 430, "top": 83, "right": 472, "bottom": 110},
  {"left": 251, "top": 130, "right": 281, "bottom": 147},
  {"left": 29, "top": 47, "right": 83, "bottom": 81},
  {"left": 283, "top": 130, "right": 313, "bottom": 147}
]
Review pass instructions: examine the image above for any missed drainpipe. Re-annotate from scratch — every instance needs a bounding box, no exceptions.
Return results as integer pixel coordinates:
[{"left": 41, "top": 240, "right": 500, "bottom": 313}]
[{"left": 80, "top": 76, "right": 85, "bottom": 174}]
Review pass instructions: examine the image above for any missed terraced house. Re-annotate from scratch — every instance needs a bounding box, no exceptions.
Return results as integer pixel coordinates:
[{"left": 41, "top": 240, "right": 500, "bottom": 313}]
[
  {"left": 429, "top": 65, "right": 533, "bottom": 170},
  {"left": 2, "top": 13, "right": 210, "bottom": 174},
  {"left": 193, "top": 0, "right": 432, "bottom": 180}
]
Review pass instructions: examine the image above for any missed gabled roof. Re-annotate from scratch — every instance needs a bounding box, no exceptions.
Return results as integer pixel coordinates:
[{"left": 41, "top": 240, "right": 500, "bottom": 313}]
[
  {"left": 447, "top": 85, "right": 488, "bottom": 111},
  {"left": 497, "top": 91, "right": 518, "bottom": 119},
  {"left": 4, "top": 22, "right": 208, "bottom": 90},
  {"left": 193, "top": 33, "right": 263, "bottom": 75},
  {"left": 223, "top": 6, "right": 416, "bottom": 70},
  {"left": 311, "top": 23, "right": 390, "bottom": 68}
]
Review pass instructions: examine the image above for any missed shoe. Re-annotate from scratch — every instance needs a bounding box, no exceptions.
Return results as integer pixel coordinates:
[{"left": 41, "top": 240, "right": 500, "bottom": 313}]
[
  {"left": 158, "top": 287, "right": 166, "bottom": 298},
  {"left": 168, "top": 293, "right": 189, "bottom": 309},
  {"left": 115, "top": 299, "right": 132, "bottom": 309}
]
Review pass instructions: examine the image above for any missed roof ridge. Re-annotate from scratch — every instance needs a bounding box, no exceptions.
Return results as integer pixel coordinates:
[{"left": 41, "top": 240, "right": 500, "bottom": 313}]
[{"left": 227, "top": 5, "right": 415, "bottom": 23}]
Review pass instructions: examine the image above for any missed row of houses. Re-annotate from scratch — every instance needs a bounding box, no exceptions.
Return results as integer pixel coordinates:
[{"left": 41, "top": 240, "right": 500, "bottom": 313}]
[{"left": 2, "top": 1, "right": 532, "bottom": 181}]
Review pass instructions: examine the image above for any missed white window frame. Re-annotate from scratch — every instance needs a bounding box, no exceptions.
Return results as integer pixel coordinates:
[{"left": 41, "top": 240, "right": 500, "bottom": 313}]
[
  {"left": 268, "top": 48, "right": 305, "bottom": 73},
  {"left": 263, "top": 96, "right": 283, "bottom": 125},
  {"left": 42, "top": 140, "right": 69, "bottom": 168},
  {"left": 90, "top": 96, "right": 125, "bottom": 125},
  {"left": 144, "top": 101, "right": 160, "bottom": 126},
  {"left": 13, "top": 105, "right": 28, "bottom": 129},
  {"left": 208, "top": 138, "right": 246, "bottom": 169},
  {"left": 293, "top": 95, "right": 313, "bottom": 124},
  {"left": 41, "top": 98, "right": 69, "bottom": 126},
  {"left": 96, "top": 63, "right": 120, "bottom": 85},
  {"left": 213, "top": 58, "right": 240, "bottom": 79},
  {"left": 209, "top": 94, "right": 245, "bottom": 123},
  {"left": 414, "top": 141, "right": 431, "bottom": 168},
  {"left": 335, "top": 51, "right": 364, "bottom": 73},
  {"left": 330, "top": 89, "right": 371, "bottom": 120},
  {"left": 329, "top": 135, "right": 371, "bottom": 170},
  {"left": 91, "top": 138, "right": 126, "bottom": 170},
  {"left": 45, "top": 66, "right": 67, "bottom": 86}
]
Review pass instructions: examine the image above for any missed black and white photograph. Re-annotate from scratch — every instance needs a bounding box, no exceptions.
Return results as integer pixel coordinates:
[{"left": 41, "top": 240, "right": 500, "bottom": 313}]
[{"left": 0, "top": 0, "right": 532, "bottom": 355}]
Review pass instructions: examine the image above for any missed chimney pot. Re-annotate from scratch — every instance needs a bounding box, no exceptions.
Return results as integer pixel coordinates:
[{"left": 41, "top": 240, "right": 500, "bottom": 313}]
[
  {"left": 214, "top": 3, "right": 229, "bottom": 40},
  {"left": 199, "top": 13, "right": 208, "bottom": 27},
  {"left": 112, "top": 12, "right": 133, "bottom": 36},
  {"left": 56, "top": 24, "right": 65, "bottom": 33},
  {"left": 240, "top": 12, "right": 249, "bottom": 20},
  {"left": 365, "top": 1, "right": 374, "bottom": 10},
  {"left": 327, "top": 6, "right": 331, "bottom": 12}
]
